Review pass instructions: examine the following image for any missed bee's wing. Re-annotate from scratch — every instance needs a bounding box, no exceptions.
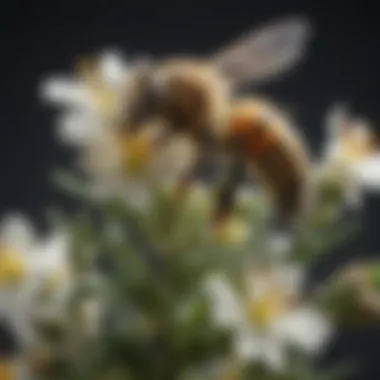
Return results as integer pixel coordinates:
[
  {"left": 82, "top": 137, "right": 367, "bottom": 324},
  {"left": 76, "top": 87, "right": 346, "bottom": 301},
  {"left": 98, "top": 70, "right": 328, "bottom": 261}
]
[{"left": 212, "top": 16, "right": 313, "bottom": 86}]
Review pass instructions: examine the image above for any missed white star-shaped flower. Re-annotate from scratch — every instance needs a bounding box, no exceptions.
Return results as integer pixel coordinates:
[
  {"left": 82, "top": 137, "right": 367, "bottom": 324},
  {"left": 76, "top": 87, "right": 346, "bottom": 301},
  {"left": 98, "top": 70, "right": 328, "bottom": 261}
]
[
  {"left": 321, "top": 104, "right": 380, "bottom": 206},
  {"left": 40, "top": 51, "right": 198, "bottom": 207},
  {"left": 205, "top": 265, "right": 332, "bottom": 372},
  {"left": 0, "top": 214, "right": 70, "bottom": 349}
]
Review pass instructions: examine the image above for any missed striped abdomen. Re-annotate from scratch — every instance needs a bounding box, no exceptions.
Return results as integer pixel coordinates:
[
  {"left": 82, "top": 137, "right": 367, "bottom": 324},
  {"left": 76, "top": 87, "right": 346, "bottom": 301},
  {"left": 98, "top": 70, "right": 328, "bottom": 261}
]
[{"left": 227, "top": 99, "right": 311, "bottom": 222}]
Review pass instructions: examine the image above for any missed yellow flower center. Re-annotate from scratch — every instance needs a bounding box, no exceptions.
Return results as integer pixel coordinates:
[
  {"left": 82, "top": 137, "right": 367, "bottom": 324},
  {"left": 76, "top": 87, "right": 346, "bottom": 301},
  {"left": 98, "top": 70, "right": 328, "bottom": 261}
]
[
  {"left": 246, "top": 288, "right": 287, "bottom": 328},
  {"left": 0, "top": 249, "right": 26, "bottom": 287},
  {"left": 0, "top": 360, "right": 16, "bottom": 380},
  {"left": 338, "top": 128, "right": 376, "bottom": 163},
  {"left": 213, "top": 217, "right": 248, "bottom": 245},
  {"left": 117, "top": 134, "right": 152, "bottom": 177}
]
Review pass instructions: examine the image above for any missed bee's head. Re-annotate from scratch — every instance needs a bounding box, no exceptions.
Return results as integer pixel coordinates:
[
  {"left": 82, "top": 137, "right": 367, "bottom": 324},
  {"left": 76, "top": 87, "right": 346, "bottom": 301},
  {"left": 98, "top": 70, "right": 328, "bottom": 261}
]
[{"left": 121, "top": 60, "right": 163, "bottom": 133}]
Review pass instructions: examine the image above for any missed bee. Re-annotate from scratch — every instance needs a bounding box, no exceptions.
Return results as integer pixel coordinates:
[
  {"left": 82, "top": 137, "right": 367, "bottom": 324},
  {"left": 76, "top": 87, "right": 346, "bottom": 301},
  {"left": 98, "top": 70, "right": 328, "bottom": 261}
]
[{"left": 121, "top": 16, "right": 314, "bottom": 228}]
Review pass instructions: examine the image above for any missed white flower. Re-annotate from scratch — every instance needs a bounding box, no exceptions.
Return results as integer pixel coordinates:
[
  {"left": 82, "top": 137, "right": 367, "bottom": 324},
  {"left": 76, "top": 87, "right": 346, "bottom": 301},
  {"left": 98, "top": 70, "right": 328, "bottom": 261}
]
[
  {"left": 40, "top": 50, "right": 128, "bottom": 118},
  {"left": 97, "top": 50, "right": 129, "bottom": 87},
  {"left": 41, "top": 51, "right": 198, "bottom": 207},
  {"left": 205, "top": 265, "right": 332, "bottom": 372},
  {"left": 40, "top": 75, "right": 94, "bottom": 111},
  {"left": 322, "top": 105, "right": 380, "bottom": 205},
  {"left": 0, "top": 214, "right": 70, "bottom": 349},
  {"left": 40, "top": 51, "right": 129, "bottom": 155},
  {"left": 78, "top": 128, "right": 198, "bottom": 207},
  {"left": 351, "top": 154, "right": 380, "bottom": 190}
]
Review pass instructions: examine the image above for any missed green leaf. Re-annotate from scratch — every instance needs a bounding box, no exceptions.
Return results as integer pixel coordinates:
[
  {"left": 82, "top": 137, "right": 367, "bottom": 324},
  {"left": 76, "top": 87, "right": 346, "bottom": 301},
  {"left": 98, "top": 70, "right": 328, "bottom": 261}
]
[
  {"left": 51, "top": 168, "right": 91, "bottom": 201},
  {"left": 291, "top": 218, "right": 361, "bottom": 264}
]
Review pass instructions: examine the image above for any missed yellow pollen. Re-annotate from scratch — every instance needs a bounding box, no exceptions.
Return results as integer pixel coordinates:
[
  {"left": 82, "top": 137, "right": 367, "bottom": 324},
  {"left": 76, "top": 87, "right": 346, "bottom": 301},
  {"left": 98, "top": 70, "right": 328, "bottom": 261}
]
[
  {"left": 246, "top": 289, "right": 286, "bottom": 328},
  {"left": 117, "top": 134, "right": 152, "bottom": 177},
  {"left": 0, "top": 249, "right": 25, "bottom": 286},
  {"left": 339, "top": 129, "right": 376, "bottom": 162},
  {"left": 213, "top": 217, "right": 248, "bottom": 245}
]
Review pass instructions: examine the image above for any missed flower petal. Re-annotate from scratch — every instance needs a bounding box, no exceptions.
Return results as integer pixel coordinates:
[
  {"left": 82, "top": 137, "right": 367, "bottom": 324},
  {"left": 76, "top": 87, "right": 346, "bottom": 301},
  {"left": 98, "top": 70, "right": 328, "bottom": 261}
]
[
  {"left": 235, "top": 330, "right": 285, "bottom": 372},
  {"left": 273, "top": 265, "right": 305, "bottom": 297},
  {"left": 247, "top": 264, "right": 304, "bottom": 301},
  {"left": 204, "top": 274, "right": 244, "bottom": 328},
  {"left": 98, "top": 51, "right": 128, "bottom": 87},
  {"left": 352, "top": 154, "right": 380, "bottom": 190},
  {"left": 235, "top": 330, "right": 264, "bottom": 362},
  {"left": 261, "top": 336, "right": 285, "bottom": 372},
  {"left": 0, "top": 214, "right": 35, "bottom": 255},
  {"left": 40, "top": 76, "right": 92, "bottom": 109},
  {"left": 31, "top": 232, "right": 69, "bottom": 274},
  {"left": 57, "top": 110, "right": 105, "bottom": 146},
  {"left": 272, "top": 307, "right": 332, "bottom": 354}
]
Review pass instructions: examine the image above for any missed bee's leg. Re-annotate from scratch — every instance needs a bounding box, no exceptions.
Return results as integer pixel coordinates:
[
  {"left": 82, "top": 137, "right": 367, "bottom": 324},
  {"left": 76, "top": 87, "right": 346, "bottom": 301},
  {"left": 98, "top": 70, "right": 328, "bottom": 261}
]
[
  {"left": 213, "top": 154, "right": 245, "bottom": 226},
  {"left": 174, "top": 149, "right": 211, "bottom": 197}
]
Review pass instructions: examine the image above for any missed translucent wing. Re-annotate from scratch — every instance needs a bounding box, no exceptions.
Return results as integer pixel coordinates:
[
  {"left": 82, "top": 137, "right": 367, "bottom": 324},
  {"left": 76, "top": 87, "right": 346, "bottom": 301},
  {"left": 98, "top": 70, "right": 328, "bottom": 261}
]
[{"left": 212, "top": 16, "right": 313, "bottom": 86}]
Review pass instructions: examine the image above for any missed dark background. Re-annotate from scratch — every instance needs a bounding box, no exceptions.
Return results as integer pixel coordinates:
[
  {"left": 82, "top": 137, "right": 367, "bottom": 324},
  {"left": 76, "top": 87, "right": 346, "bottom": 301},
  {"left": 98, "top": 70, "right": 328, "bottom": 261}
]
[{"left": 1, "top": 0, "right": 380, "bottom": 378}]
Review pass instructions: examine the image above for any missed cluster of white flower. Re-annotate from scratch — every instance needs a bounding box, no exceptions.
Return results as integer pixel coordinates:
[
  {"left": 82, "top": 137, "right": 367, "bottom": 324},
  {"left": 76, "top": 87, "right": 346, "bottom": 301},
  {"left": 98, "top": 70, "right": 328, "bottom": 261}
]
[
  {"left": 40, "top": 51, "right": 198, "bottom": 208},
  {"left": 0, "top": 214, "right": 70, "bottom": 378},
  {"left": 2, "top": 50, "right": 380, "bottom": 379},
  {"left": 0, "top": 213, "right": 105, "bottom": 378},
  {"left": 320, "top": 104, "right": 380, "bottom": 207},
  {"left": 205, "top": 266, "right": 330, "bottom": 371},
  {"left": 40, "top": 52, "right": 380, "bottom": 375}
]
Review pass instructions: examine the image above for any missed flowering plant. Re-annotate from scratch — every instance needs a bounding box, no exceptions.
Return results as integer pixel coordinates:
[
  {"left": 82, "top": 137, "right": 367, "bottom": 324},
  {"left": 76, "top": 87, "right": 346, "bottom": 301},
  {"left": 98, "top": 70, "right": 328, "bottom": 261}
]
[{"left": 1, "top": 51, "right": 380, "bottom": 380}]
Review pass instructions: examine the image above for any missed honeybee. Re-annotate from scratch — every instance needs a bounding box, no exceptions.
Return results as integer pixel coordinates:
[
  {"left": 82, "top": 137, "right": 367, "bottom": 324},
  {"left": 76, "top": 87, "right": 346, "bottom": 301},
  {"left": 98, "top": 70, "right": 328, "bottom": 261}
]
[{"left": 121, "top": 16, "right": 314, "bottom": 228}]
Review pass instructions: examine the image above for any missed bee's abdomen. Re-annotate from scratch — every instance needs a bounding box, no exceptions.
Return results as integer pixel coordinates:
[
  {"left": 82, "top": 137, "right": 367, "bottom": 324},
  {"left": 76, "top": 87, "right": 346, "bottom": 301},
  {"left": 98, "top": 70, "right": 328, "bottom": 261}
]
[
  {"left": 253, "top": 137, "right": 308, "bottom": 221},
  {"left": 228, "top": 102, "right": 310, "bottom": 222}
]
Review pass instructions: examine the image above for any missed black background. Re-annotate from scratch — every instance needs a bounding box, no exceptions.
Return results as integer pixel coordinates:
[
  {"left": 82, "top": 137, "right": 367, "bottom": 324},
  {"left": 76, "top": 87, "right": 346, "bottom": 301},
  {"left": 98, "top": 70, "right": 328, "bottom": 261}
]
[{"left": 1, "top": 0, "right": 380, "bottom": 378}]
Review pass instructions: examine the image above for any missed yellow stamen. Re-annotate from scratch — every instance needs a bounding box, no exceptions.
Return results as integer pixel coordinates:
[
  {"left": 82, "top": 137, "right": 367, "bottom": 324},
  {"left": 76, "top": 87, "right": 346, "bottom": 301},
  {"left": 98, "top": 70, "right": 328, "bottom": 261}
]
[
  {"left": 338, "top": 126, "right": 377, "bottom": 162},
  {"left": 0, "top": 249, "right": 25, "bottom": 286},
  {"left": 247, "top": 288, "right": 287, "bottom": 328},
  {"left": 117, "top": 134, "right": 152, "bottom": 177},
  {"left": 213, "top": 217, "right": 248, "bottom": 245}
]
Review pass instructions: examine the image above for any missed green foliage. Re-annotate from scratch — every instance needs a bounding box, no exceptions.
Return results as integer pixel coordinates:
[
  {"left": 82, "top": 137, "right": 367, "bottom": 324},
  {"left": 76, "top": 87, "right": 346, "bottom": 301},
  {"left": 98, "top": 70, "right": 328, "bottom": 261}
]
[{"left": 39, "top": 166, "right": 370, "bottom": 380}]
